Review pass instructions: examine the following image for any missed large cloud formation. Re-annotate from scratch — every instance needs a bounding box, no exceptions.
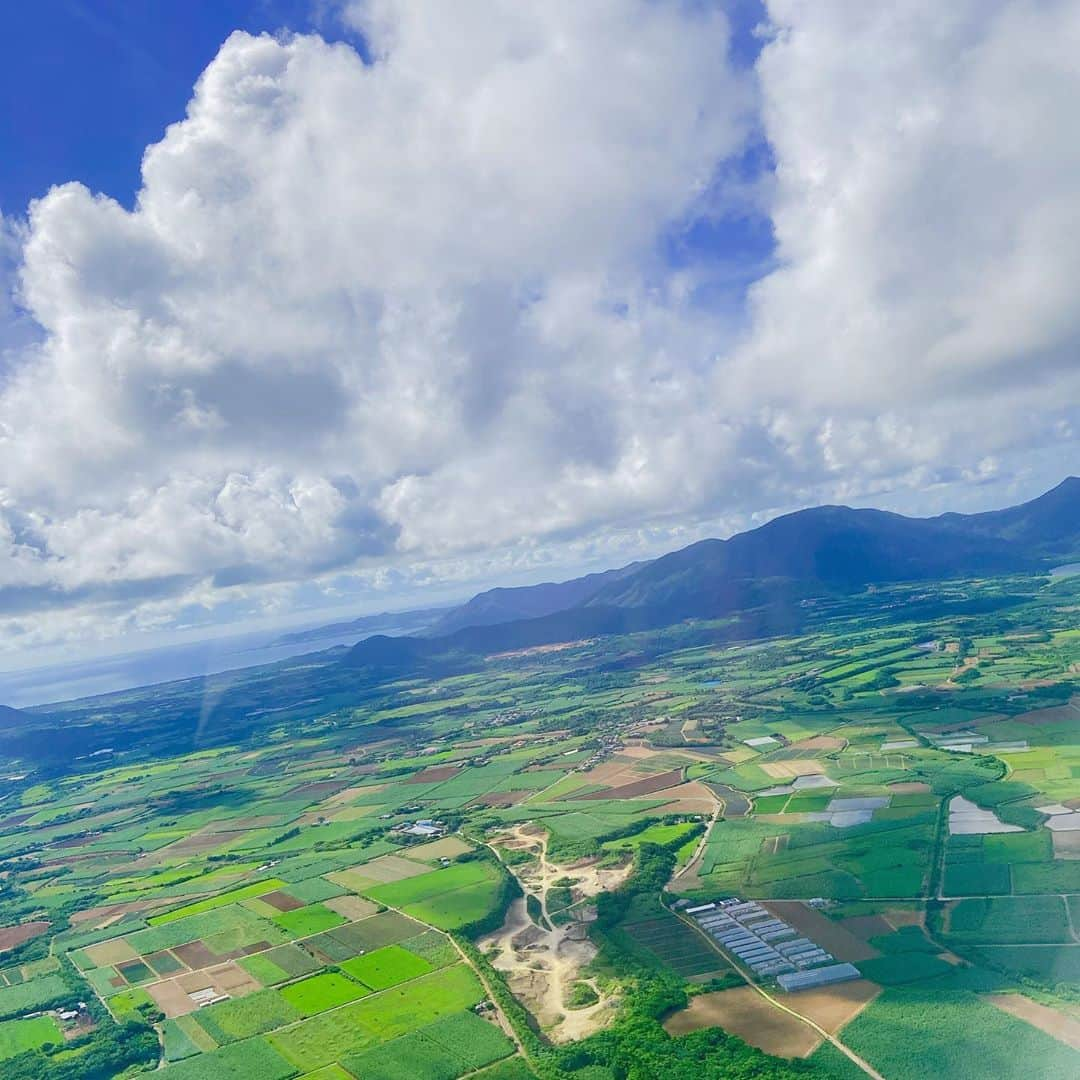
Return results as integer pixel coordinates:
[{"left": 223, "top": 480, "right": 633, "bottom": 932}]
[{"left": 1, "top": 0, "right": 1079, "bottom": 651}]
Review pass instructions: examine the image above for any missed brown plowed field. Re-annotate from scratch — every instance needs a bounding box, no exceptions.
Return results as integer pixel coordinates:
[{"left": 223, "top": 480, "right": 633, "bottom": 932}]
[
  {"left": 654, "top": 781, "right": 717, "bottom": 813},
  {"left": 783, "top": 979, "right": 880, "bottom": 1032},
  {"left": 579, "top": 768, "right": 684, "bottom": 801},
  {"left": 259, "top": 889, "right": 306, "bottom": 912},
  {"left": 839, "top": 915, "right": 893, "bottom": 941},
  {"left": 664, "top": 986, "right": 821, "bottom": 1056},
  {"left": 406, "top": 765, "right": 462, "bottom": 784},
  {"left": 0, "top": 920, "right": 50, "bottom": 951},
  {"left": 791, "top": 736, "right": 845, "bottom": 751},
  {"left": 173, "top": 940, "right": 218, "bottom": 969},
  {"left": 764, "top": 902, "right": 880, "bottom": 962},
  {"left": 472, "top": 790, "right": 531, "bottom": 807}
]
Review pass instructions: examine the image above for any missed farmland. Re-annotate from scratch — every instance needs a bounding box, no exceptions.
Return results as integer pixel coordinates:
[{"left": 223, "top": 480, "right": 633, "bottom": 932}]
[{"left": 0, "top": 573, "right": 1077, "bottom": 1077}]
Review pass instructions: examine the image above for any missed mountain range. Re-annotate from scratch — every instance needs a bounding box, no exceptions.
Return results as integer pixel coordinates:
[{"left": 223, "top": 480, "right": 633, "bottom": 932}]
[{"left": 346, "top": 477, "right": 1080, "bottom": 670}]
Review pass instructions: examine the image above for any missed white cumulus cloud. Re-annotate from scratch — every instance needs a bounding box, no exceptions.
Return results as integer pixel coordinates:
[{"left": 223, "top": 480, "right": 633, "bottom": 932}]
[{"left": 1, "top": 0, "right": 1079, "bottom": 655}]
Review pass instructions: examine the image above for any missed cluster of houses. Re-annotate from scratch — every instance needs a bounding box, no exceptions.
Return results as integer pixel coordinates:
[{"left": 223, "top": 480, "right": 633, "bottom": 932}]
[{"left": 392, "top": 818, "right": 447, "bottom": 839}]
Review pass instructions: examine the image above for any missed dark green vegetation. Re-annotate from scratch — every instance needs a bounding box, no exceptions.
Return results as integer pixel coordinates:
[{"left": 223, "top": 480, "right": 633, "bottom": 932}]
[{"left": 1, "top": 494, "right": 1080, "bottom": 1076}]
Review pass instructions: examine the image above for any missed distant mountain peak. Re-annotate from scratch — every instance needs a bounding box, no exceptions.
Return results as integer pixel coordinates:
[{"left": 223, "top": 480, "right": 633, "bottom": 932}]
[{"left": 346, "top": 477, "right": 1079, "bottom": 670}]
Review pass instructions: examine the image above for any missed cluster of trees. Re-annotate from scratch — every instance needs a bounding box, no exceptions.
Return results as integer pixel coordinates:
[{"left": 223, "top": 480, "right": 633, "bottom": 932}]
[
  {"left": 459, "top": 849, "right": 523, "bottom": 939},
  {"left": 557, "top": 1013, "right": 822, "bottom": 1080}
]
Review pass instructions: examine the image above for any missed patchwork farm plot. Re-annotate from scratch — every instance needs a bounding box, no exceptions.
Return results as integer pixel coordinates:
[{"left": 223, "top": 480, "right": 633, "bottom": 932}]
[{"left": 0, "top": 573, "right": 1079, "bottom": 1077}]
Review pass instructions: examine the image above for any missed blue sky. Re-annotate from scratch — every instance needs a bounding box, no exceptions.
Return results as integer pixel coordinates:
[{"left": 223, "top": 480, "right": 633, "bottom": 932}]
[
  {"left": 0, "top": 0, "right": 1077, "bottom": 669},
  {"left": 1, "top": 1, "right": 336, "bottom": 214},
  {"left": 2, "top": 1, "right": 769, "bottom": 234}
]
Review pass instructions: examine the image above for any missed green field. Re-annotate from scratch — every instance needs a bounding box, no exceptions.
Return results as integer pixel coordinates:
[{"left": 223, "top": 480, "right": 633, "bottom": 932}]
[
  {"left": 0, "top": 1015, "right": 62, "bottom": 1059},
  {"left": 343, "top": 1011, "right": 514, "bottom": 1079},
  {"left": 842, "top": 988, "right": 1080, "bottom": 1079},
  {"left": 340, "top": 944, "right": 435, "bottom": 990},
  {"left": 271, "top": 903, "right": 348, "bottom": 937},
  {"left": 269, "top": 963, "right": 485, "bottom": 1071},
  {"left": 279, "top": 971, "right": 370, "bottom": 1015},
  {"left": 160, "top": 1036, "right": 297, "bottom": 1079},
  {"left": 4, "top": 570, "right": 1080, "bottom": 1078},
  {"left": 188, "top": 989, "right": 302, "bottom": 1045},
  {"left": 947, "top": 895, "right": 1072, "bottom": 944}
]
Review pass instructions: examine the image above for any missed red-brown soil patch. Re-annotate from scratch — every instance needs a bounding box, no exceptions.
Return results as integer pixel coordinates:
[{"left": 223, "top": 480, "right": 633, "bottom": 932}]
[
  {"left": 653, "top": 780, "right": 718, "bottom": 814},
  {"left": 259, "top": 890, "right": 306, "bottom": 912},
  {"left": 173, "top": 940, "right": 219, "bottom": 969},
  {"left": 406, "top": 765, "right": 462, "bottom": 784},
  {"left": 579, "top": 768, "right": 684, "bottom": 800},
  {"left": 471, "top": 791, "right": 531, "bottom": 807},
  {"left": 0, "top": 920, "right": 49, "bottom": 951}
]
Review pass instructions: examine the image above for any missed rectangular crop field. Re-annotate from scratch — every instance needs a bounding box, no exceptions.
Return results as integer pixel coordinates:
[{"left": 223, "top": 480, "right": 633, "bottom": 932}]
[
  {"left": 324, "top": 911, "right": 426, "bottom": 953},
  {"left": 271, "top": 903, "right": 348, "bottom": 937},
  {"left": 187, "top": 988, "right": 302, "bottom": 1044},
  {"left": 363, "top": 862, "right": 503, "bottom": 930},
  {"left": 340, "top": 944, "right": 434, "bottom": 990},
  {"left": 268, "top": 963, "right": 484, "bottom": 1071},
  {"left": 239, "top": 942, "right": 321, "bottom": 986},
  {"left": 363, "top": 861, "right": 495, "bottom": 906},
  {"left": 946, "top": 896, "right": 1071, "bottom": 944},
  {"left": 0, "top": 973, "right": 69, "bottom": 1019},
  {"left": 622, "top": 913, "right": 729, "bottom": 979},
  {"left": 148, "top": 880, "right": 288, "bottom": 925},
  {"left": 344, "top": 1011, "right": 514, "bottom": 1079},
  {"left": 278, "top": 971, "right": 369, "bottom": 1015},
  {"left": 160, "top": 1035, "right": 296, "bottom": 1079}
]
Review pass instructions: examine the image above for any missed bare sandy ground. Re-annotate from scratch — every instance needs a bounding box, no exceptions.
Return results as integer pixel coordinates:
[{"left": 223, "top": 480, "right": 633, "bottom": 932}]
[{"left": 480, "top": 826, "right": 630, "bottom": 1042}]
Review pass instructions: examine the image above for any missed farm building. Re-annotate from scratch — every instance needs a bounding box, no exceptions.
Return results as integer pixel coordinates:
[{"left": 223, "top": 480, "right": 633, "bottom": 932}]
[{"left": 777, "top": 962, "right": 860, "bottom": 992}]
